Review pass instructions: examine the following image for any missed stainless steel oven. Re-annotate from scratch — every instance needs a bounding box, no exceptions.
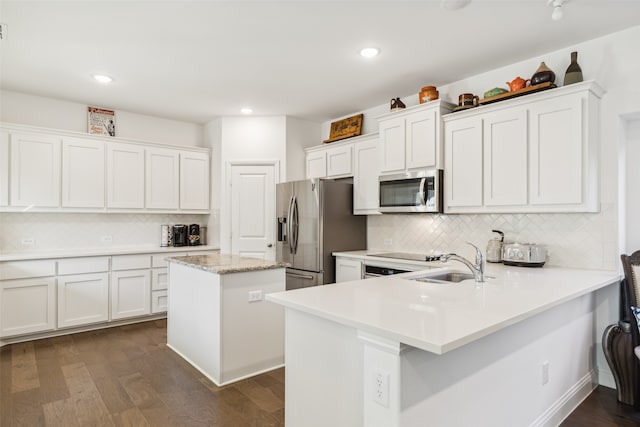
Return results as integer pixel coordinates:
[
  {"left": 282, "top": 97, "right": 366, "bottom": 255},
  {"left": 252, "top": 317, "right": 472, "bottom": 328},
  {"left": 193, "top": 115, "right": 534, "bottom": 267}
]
[
  {"left": 379, "top": 169, "right": 443, "bottom": 213},
  {"left": 363, "top": 264, "right": 412, "bottom": 278}
]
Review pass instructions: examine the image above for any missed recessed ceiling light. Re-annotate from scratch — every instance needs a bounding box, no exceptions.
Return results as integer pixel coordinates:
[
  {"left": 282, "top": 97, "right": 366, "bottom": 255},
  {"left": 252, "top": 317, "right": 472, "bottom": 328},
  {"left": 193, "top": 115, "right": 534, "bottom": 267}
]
[
  {"left": 240, "top": 108, "right": 253, "bottom": 114},
  {"left": 93, "top": 74, "right": 113, "bottom": 84},
  {"left": 359, "top": 47, "right": 380, "bottom": 58}
]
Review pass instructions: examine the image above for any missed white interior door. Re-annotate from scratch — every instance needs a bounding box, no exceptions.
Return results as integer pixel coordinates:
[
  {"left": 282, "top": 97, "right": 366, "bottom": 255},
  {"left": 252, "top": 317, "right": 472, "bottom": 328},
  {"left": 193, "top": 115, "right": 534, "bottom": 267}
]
[{"left": 230, "top": 164, "right": 276, "bottom": 261}]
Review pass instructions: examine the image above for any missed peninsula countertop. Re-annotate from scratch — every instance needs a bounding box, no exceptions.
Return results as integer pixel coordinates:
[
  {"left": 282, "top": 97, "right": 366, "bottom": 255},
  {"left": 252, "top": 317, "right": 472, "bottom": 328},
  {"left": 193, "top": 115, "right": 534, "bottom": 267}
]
[
  {"left": 266, "top": 264, "right": 620, "bottom": 354},
  {"left": 166, "top": 253, "right": 289, "bottom": 274}
]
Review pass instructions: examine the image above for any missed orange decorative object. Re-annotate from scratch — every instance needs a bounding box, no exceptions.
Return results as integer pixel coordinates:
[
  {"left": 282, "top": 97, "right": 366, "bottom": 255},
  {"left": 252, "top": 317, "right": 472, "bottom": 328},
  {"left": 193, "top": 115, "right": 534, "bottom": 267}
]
[
  {"left": 506, "top": 77, "right": 530, "bottom": 92},
  {"left": 419, "top": 86, "right": 439, "bottom": 103}
]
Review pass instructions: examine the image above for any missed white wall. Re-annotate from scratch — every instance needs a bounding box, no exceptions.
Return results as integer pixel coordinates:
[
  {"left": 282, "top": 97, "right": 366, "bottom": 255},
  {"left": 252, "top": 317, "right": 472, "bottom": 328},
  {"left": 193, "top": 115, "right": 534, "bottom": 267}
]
[
  {"left": 286, "top": 117, "right": 322, "bottom": 182},
  {"left": 623, "top": 116, "right": 640, "bottom": 253},
  {"left": 0, "top": 90, "right": 204, "bottom": 147},
  {"left": 204, "top": 118, "right": 223, "bottom": 248}
]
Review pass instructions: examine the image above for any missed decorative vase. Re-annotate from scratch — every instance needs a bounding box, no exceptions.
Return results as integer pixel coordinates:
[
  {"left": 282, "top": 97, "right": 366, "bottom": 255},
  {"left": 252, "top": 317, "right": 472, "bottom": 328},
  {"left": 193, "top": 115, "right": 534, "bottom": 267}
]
[
  {"left": 602, "top": 321, "right": 636, "bottom": 405},
  {"left": 531, "top": 62, "right": 556, "bottom": 86},
  {"left": 564, "top": 51, "right": 583, "bottom": 85}
]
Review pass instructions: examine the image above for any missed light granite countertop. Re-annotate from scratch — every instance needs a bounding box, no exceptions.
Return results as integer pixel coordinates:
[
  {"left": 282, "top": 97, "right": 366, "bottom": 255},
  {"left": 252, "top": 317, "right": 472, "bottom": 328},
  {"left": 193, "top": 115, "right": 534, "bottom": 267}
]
[{"left": 166, "top": 253, "right": 289, "bottom": 274}]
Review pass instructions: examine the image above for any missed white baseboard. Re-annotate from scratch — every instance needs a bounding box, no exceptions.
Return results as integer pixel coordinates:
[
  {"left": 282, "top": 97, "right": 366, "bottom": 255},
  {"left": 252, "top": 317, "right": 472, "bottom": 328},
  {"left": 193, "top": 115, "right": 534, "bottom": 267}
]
[{"left": 529, "top": 370, "right": 597, "bottom": 427}]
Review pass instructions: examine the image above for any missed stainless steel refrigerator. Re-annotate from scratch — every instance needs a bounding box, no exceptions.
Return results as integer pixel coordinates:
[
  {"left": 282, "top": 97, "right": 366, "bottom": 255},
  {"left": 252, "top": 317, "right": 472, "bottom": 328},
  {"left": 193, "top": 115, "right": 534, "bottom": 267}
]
[{"left": 276, "top": 179, "right": 367, "bottom": 290}]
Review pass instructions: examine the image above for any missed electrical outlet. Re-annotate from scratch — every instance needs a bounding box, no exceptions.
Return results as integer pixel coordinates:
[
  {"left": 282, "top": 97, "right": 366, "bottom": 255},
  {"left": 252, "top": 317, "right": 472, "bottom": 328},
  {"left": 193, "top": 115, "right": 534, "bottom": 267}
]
[
  {"left": 384, "top": 238, "right": 392, "bottom": 246},
  {"left": 248, "top": 290, "right": 263, "bottom": 302},
  {"left": 21, "top": 237, "right": 34, "bottom": 246},
  {"left": 372, "top": 370, "right": 389, "bottom": 407},
  {"left": 542, "top": 361, "right": 550, "bottom": 385},
  {"left": 101, "top": 235, "right": 113, "bottom": 243}
]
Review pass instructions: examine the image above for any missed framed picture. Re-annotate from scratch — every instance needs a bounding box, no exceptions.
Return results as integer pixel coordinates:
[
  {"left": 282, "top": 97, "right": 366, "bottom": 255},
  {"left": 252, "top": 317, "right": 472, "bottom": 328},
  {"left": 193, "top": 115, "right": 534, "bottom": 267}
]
[{"left": 88, "top": 106, "right": 116, "bottom": 136}]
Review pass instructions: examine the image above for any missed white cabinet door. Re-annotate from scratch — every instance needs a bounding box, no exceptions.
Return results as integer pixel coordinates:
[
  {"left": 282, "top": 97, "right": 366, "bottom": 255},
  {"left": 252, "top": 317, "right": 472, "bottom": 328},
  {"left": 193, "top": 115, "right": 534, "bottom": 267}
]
[
  {"left": 180, "top": 151, "right": 210, "bottom": 210},
  {"left": 529, "top": 95, "right": 583, "bottom": 206},
  {"left": 483, "top": 109, "right": 528, "bottom": 207},
  {"left": 0, "top": 131, "right": 9, "bottom": 206},
  {"left": 151, "top": 267, "right": 168, "bottom": 291},
  {"left": 335, "top": 258, "right": 363, "bottom": 283},
  {"left": 326, "top": 145, "right": 353, "bottom": 177},
  {"left": 61, "top": 137, "right": 105, "bottom": 208},
  {"left": 353, "top": 138, "right": 380, "bottom": 214},
  {"left": 146, "top": 147, "right": 179, "bottom": 209},
  {"left": 151, "top": 290, "right": 168, "bottom": 314},
  {"left": 107, "top": 142, "right": 145, "bottom": 208},
  {"left": 306, "top": 150, "right": 327, "bottom": 179},
  {"left": 110, "top": 270, "right": 151, "bottom": 320},
  {"left": 444, "top": 117, "right": 483, "bottom": 210},
  {"left": 10, "top": 132, "right": 61, "bottom": 207},
  {"left": 57, "top": 273, "right": 109, "bottom": 328},
  {"left": 405, "top": 109, "right": 437, "bottom": 170},
  {"left": 0, "top": 277, "right": 56, "bottom": 337},
  {"left": 379, "top": 117, "right": 405, "bottom": 174}
]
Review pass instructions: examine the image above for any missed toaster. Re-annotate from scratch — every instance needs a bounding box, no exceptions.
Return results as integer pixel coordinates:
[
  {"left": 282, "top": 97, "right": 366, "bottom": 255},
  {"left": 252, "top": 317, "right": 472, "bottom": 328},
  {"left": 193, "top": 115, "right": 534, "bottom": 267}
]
[{"left": 502, "top": 243, "right": 547, "bottom": 267}]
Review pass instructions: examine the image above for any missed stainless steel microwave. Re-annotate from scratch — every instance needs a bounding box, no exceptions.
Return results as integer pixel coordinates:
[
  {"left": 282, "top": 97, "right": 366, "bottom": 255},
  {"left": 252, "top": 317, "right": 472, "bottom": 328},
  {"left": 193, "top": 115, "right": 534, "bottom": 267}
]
[{"left": 379, "top": 169, "right": 443, "bottom": 213}]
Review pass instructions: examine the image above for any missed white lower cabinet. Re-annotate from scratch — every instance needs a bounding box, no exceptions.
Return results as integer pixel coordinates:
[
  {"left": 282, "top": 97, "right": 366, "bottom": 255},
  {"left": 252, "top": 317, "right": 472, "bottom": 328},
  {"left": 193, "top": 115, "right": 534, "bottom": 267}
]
[
  {"left": 0, "top": 277, "right": 56, "bottom": 337},
  {"left": 151, "top": 267, "right": 169, "bottom": 313},
  {"left": 57, "top": 273, "right": 109, "bottom": 328},
  {"left": 335, "top": 257, "right": 363, "bottom": 283},
  {"left": 152, "top": 290, "right": 168, "bottom": 314},
  {"left": 110, "top": 270, "right": 151, "bottom": 320}
]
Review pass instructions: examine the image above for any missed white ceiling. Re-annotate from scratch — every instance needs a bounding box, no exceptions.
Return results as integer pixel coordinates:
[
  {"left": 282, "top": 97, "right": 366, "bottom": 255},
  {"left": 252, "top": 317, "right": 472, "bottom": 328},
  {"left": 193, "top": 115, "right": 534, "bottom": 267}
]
[{"left": 1, "top": 1, "right": 639, "bottom": 124}]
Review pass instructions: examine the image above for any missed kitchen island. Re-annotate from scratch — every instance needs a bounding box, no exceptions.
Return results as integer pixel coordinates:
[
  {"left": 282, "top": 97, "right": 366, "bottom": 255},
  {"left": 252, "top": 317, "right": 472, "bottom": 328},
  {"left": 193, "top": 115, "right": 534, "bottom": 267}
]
[
  {"left": 167, "top": 253, "right": 288, "bottom": 386},
  {"left": 267, "top": 264, "right": 620, "bottom": 427}
]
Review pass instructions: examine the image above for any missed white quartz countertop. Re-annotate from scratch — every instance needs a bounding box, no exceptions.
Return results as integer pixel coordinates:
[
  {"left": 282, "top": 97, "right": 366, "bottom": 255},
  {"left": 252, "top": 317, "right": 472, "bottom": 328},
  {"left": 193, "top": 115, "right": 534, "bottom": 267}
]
[
  {"left": 167, "top": 253, "right": 289, "bottom": 274},
  {"left": 267, "top": 264, "right": 620, "bottom": 354},
  {"left": 0, "top": 245, "right": 220, "bottom": 261}
]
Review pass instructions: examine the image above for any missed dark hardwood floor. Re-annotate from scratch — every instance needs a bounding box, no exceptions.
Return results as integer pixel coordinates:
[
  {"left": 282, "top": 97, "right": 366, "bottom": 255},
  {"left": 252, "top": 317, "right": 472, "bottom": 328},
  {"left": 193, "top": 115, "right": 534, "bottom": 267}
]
[
  {"left": 2, "top": 319, "right": 640, "bottom": 426},
  {"left": 0, "top": 320, "right": 284, "bottom": 426}
]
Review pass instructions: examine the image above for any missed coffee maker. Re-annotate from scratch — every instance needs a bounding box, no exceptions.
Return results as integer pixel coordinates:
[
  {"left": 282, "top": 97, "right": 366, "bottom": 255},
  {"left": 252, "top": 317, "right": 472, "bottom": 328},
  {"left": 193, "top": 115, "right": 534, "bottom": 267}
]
[
  {"left": 173, "top": 224, "right": 188, "bottom": 247},
  {"left": 188, "top": 224, "right": 200, "bottom": 246}
]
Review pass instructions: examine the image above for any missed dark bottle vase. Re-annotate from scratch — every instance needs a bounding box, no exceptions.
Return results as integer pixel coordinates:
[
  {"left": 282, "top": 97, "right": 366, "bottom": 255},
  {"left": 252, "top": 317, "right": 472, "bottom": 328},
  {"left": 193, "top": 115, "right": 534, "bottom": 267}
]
[
  {"left": 531, "top": 61, "right": 556, "bottom": 86},
  {"left": 564, "top": 51, "right": 584, "bottom": 85},
  {"left": 602, "top": 321, "right": 636, "bottom": 405}
]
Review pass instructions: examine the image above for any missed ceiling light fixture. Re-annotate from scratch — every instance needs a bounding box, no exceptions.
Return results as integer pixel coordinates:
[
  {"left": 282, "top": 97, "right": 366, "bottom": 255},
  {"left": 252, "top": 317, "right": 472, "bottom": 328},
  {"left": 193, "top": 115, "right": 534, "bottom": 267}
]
[
  {"left": 440, "top": 0, "right": 471, "bottom": 11},
  {"left": 359, "top": 47, "right": 380, "bottom": 58},
  {"left": 240, "top": 108, "right": 253, "bottom": 114},
  {"left": 92, "top": 74, "right": 113, "bottom": 84},
  {"left": 547, "top": 0, "right": 567, "bottom": 21}
]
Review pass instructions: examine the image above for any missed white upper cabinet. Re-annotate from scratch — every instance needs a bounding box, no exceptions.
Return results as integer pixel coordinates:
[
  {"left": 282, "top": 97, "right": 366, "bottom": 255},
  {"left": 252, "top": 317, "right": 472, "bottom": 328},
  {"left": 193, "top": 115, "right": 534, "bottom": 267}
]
[
  {"left": 10, "top": 132, "right": 61, "bottom": 207},
  {"left": 483, "top": 108, "right": 528, "bottom": 207},
  {"left": 443, "top": 80, "right": 604, "bottom": 213},
  {"left": 444, "top": 117, "right": 483, "bottom": 209},
  {"left": 62, "top": 137, "right": 105, "bottom": 208},
  {"left": 180, "top": 151, "right": 210, "bottom": 210},
  {"left": 305, "top": 142, "right": 353, "bottom": 179},
  {"left": 378, "top": 101, "right": 454, "bottom": 175},
  {"left": 146, "top": 147, "right": 179, "bottom": 210},
  {"left": 306, "top": 150, "right": 327, "bottom": 179},
  {"left": 353, "top": 135, "right": 380, "bottom": 215},
  {"left": 0, "top": 131, "right": 8, "bottom": 206},
  {"left": 107, "top": 142, "right": 145, "bottom": 209}
]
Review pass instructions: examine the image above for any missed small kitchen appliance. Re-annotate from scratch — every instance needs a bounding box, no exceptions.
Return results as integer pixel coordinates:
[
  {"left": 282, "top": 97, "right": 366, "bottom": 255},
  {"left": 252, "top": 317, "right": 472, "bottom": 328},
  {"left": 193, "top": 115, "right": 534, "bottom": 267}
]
[
  {"left": 173, "top": 224, "right": 188, "bottom": 247},
  {"left": 160, "top": 224, "right": 172, "bottom": 247},
  {"left": 486, "top": 230, "right": 505, "bottom": 263},
  {"left": 378, "top": 169, "right": 443, "bottom": 213},
  {"left": 502, "top": 243, "right": 547, "bottom": 267},
  {"left": 188, "top": 224, "right": 200, "bottom": 246},
  {"left": 200, "top": 226, "right": 207, "bottom": 246}
]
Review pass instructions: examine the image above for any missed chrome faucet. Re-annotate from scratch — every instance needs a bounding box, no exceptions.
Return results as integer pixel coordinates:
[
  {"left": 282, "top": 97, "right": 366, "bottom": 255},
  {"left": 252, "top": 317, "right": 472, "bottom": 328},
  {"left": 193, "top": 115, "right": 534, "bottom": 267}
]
[{"left": 439, "top": 242, "right": 486, "bottom": 282}]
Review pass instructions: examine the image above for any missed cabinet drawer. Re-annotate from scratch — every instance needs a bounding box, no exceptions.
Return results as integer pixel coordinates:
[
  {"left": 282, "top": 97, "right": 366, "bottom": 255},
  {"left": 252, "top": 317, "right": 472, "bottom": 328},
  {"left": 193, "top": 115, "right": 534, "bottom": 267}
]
[
  {"left": 111, "top": 254, "right": 151, "bottom": 271},
  {"left": 151, "top": 268, "right": 168, "bottom": 291},
  {"left": 152, "top": 252, "right": 187, "bottom": 268},
  {"left": 57, "top": 257, "right": 109, "bottom": 275},
  {"left": 151, "top": 290, "right": 168, "bottom": 314},
  {"left": 0, "top": 260, "right": 56, "bottom": 280}
]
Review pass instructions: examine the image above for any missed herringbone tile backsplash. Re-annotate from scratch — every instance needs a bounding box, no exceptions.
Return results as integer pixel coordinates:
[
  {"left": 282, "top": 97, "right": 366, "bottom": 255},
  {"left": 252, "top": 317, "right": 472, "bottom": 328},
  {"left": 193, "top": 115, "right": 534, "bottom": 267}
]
[
  {"left": 367, "top": 203, "right": 618, "bottom": 270},
  {"left": 0, "top": 213, "right": 208, "bottom": 253}
]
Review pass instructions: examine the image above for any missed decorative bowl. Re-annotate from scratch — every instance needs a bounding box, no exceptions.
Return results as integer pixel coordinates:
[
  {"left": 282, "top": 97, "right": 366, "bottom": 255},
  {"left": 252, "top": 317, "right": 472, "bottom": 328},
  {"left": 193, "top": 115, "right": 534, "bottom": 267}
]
[{"left": 484, "top": 87, "right": 508, "bottom": 98}]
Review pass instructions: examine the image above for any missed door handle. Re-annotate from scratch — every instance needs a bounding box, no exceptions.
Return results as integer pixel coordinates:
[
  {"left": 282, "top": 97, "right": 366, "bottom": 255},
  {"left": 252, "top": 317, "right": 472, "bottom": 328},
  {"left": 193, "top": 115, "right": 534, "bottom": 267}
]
[
  {"left": 267, "top": 243, "right": 273, "bottom": 248},
  {"left": 286, "top": 272, "right": 314, "bottom": 280}
]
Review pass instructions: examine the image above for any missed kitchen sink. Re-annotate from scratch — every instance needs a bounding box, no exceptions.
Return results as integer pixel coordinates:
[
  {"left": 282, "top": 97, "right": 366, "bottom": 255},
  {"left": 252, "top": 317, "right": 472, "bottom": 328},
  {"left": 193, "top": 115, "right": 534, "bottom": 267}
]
[{"left": 411, "top": 271, "right": 475, "bottom": 283}]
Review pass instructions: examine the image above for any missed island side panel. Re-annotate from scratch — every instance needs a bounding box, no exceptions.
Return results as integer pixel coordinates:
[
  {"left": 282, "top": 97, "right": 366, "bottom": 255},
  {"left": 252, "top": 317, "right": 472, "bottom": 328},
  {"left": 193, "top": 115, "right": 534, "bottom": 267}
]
[
  {"left": 285, "top": 308, "right": 364, "bottom": 427},
  {"left": 167, "top": 262, "right": 222, "bottom": 383},
  {"left": 400, "top": 291, "right": 599, "bottom": 427},
  {"left": 220, "top": 268, "right": 286, "bottom": 384}
]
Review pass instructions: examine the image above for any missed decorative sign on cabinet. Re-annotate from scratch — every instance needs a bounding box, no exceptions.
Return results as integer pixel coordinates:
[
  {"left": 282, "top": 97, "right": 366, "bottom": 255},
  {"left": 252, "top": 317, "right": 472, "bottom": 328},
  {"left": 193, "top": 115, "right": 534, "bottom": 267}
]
[{"left": 443, "top": 80, "right": 604, "bottom": 213}]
